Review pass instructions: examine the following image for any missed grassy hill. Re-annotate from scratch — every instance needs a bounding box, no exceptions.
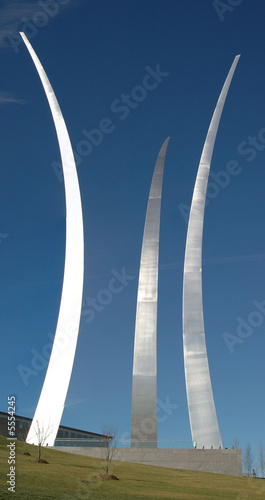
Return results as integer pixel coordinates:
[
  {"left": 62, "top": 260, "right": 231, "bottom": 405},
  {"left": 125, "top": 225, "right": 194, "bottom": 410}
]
[{"left": 0, "top": 435, "right": 263, "bottom": 499}]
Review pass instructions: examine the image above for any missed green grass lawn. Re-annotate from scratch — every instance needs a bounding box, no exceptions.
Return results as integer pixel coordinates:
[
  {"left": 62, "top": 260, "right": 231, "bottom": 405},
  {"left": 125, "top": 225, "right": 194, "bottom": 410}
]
[{"left": 0, "top": 435, "right": 264, "bottom": 499}]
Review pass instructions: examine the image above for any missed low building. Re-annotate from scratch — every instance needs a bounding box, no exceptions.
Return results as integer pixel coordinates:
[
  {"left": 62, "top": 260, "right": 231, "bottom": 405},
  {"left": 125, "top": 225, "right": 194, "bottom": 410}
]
[{"left": 0, "top": 411, "right": 107, "bottom": 447}]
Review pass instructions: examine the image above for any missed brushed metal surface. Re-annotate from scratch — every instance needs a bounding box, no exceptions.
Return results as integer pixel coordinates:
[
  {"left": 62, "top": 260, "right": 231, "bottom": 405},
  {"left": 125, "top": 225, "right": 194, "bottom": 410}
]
[
  {"left": 131, "top": 137, "right": 170, "bottom": 448},
  {"left": 183, "top": 56, "right": 240, "bottom": 449},
  {"left": 21, "top": 33, "right": 84, "bottom": 447}
]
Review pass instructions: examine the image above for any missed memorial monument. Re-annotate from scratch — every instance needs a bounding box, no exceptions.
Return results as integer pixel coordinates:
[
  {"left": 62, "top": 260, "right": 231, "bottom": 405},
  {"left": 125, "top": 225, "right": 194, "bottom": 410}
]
[
  {"left": 21, "top": 33, "right": 84, "bottom": 447},
  {"left": 183, "top": 55, "right": 240, "bottom": 449},
  {"left": 131, "top": 137, "right": 170, "bottom": 447}
]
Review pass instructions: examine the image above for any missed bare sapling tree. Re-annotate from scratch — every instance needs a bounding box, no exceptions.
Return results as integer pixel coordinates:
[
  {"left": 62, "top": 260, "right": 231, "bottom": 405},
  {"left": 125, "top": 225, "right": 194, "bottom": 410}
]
[
  {"left": 21, "top": 422, "right": 30, "bottom": 454},
  {"left": 243, "top": 442, "right": 254, "bottom": 477},
  {"left": 258, "top": 441, "right": 265, "bottom": 478},
  {"left": 101, "top": 425, "right": 118, "bottom": 475},
  {"left": 34, "top": 419, "right": 54, "bottom": 461}
]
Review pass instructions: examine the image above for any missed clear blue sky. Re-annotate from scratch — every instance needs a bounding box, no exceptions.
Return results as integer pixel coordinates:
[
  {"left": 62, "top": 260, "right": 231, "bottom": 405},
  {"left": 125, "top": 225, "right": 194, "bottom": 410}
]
[{"left": 1, "top": 0, "right": 264, "bottom": 461}]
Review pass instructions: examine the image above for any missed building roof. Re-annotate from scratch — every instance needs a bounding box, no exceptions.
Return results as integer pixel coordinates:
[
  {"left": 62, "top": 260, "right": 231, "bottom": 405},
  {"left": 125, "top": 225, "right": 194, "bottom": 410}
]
[{"left": 0, "top": 411, "right": 107, "bottom": 438}]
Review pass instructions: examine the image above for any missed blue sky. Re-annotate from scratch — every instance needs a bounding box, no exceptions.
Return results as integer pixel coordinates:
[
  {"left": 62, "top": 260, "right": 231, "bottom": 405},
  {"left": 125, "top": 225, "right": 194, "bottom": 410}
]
[{"left": 1, "top": 0, "right": 265, "bottom": 461}]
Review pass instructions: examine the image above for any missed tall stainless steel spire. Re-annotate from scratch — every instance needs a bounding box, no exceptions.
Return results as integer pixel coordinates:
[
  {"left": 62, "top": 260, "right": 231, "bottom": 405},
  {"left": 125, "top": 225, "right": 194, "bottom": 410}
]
[
  {"left": 131, "top": 136, "right": 170, "bottom": 448},
  {"left": 20, "top": 33, "right": 84, "bottom": 447},
  {"left": 183, "top": 56, "right": 240, "bottom": 449}
]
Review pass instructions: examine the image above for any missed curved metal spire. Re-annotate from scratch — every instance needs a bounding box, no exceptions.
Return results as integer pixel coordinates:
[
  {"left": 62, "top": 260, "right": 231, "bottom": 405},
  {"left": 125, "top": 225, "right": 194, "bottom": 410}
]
[
  {"left": 131, "top": 136, "right": 170, "bottom": 448},
  {"left": 20, "top": 33, "right": 84, "bottom": 446},
  {"left": 183, "top": 56, "right": 240, "bottom": 449}
]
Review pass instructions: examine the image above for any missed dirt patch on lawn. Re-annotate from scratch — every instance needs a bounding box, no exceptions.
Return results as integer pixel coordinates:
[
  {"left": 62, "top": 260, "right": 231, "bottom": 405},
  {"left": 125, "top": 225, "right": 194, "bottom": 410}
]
[{"left": 97, "top": 474, "right": 119, "bottom": 480}]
